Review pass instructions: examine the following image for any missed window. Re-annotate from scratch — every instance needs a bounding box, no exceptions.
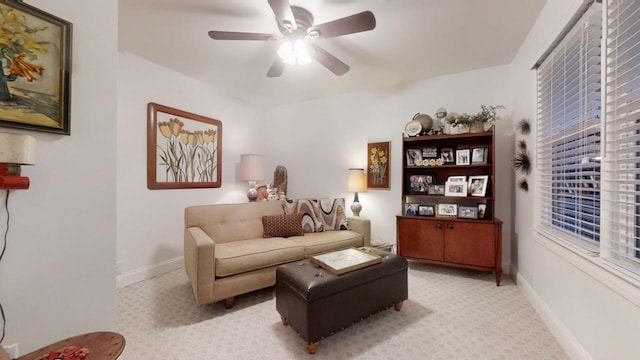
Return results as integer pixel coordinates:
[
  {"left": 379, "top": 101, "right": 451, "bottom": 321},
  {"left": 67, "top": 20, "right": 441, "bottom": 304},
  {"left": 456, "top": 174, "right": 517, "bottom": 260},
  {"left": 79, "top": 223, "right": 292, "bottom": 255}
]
[
  {"left": 536, "top": 0, "right": 640, "bottom": 277},
  {"left": 602, "top": 0, "right": 640, "bottom": 273},
  {"left": 536, "top": 2, "right": 602, "bottom": 252}
]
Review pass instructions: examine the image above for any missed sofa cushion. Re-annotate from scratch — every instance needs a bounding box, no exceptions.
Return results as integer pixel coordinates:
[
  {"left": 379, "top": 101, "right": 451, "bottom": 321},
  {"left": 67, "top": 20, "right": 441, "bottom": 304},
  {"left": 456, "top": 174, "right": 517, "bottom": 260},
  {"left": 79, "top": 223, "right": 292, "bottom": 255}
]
[
  {"left": 185, "top": 201, "right": 285, "bottom": 243},
  {"left": 262, "top": 213, "right": 304, "bottom": 238},
  {"left": 282, "top": 198, "right": 349, "bottom": 232},
  {"left": 215, "top": 237, "right": 305, "bottom": 277},
  {"left": 289, "top": 230, "right": 364, "bottom": 256}
]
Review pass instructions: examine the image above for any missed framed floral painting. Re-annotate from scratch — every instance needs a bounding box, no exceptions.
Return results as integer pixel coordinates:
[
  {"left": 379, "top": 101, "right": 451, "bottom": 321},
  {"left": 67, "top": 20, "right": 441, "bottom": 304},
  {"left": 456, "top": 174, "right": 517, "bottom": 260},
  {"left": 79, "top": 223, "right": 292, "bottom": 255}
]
[
  {"left": 147, "top": 102, "right": 222, "bottom": 189},
  {"left": 0, "top": 0, "right": 72, "bottom": 135},
  {"left": 367, "top": 141, "right": 390, "bottom": 189}
]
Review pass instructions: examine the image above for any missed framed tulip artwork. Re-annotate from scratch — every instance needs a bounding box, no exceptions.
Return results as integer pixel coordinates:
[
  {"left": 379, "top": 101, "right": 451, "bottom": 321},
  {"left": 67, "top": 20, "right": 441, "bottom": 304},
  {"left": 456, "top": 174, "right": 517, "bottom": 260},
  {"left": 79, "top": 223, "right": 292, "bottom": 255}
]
[
  {"left": 147, "top": 102, "right": 222, "bottom": 189},
  {"left": 367, "top": 141, "right": 390, "bottom": 189},
  {"left": 0, "top": 0, "right": 72, "bottom": 134}
]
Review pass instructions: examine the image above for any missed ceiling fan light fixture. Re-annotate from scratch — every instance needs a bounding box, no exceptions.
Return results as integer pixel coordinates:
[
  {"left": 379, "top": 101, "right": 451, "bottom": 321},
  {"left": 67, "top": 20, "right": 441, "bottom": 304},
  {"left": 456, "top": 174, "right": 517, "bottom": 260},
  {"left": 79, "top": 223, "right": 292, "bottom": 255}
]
[{"left": 277, "top": 39, "right": 312, "bottom": 65}]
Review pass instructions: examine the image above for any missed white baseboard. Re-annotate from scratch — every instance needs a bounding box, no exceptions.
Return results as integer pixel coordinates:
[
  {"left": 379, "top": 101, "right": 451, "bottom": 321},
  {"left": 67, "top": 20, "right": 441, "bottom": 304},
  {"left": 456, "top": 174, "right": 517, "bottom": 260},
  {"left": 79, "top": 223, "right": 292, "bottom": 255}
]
[
  {"left": 117, "top": 256, "right": 183, "bottom": 288},
  {"left": 516, "top": 272, "right": 591, "bottom": 360}
]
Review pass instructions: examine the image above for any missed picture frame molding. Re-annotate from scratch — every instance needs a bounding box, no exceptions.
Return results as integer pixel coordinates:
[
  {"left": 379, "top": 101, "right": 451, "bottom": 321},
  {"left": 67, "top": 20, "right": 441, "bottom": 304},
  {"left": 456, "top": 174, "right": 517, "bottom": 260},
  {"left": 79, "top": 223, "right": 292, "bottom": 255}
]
[{"left": 147, "top": 102, "right": 222, "bottom": 190}]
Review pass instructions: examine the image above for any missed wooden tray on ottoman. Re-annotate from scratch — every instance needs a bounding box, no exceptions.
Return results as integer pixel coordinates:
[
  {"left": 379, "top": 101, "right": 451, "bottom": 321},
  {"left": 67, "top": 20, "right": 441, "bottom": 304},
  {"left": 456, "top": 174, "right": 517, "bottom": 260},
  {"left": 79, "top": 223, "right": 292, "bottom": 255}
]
[{"left": 308, "top": 247, "right": 382, "bottom": 275}]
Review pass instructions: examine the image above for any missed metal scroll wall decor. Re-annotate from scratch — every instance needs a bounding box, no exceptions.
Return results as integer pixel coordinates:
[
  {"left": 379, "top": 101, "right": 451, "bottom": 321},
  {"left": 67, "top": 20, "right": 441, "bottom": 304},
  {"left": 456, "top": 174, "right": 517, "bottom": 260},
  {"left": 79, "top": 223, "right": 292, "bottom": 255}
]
[{"left": 513, "top": 118, "right": 532, "bottom": 192}]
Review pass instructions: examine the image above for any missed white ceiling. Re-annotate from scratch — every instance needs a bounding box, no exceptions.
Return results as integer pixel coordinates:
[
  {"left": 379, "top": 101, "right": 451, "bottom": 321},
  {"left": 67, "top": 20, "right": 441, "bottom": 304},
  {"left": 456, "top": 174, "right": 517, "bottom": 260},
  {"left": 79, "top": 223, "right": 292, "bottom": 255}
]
[{"left": 119, "top": 0, "right": 546, "bottom": 107}]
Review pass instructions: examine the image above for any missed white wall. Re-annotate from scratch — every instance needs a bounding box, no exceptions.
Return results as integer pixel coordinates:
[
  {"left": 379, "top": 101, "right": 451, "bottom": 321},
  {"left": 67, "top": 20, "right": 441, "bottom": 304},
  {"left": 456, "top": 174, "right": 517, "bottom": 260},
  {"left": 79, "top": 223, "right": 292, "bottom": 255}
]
[
  {"left": 116, "top": 53, "right": 265, "bottom": 286},
  {"left": 509, "top": 0, "right": 640, "bottom": 359},
  {"left": 0, "top": 0, "right": 117, "bottom": 355},
  {"left": 263, "top": 66, "right": 513, "bottom": 268}
]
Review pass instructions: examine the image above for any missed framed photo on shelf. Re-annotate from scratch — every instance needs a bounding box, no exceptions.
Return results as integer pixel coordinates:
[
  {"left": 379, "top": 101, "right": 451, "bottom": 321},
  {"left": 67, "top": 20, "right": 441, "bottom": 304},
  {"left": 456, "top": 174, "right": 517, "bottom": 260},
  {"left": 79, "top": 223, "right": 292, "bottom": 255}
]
[
  {"left": 447, "top": 175, "right": 466, "bottom": 183},
  {"left": 456, "top": 149, "right": 470, "bottom": 165},
  {"left": 477, "top": 203, "right": 487, "bottom": 219},
  {"left": 440, "top": 147, "right": 455, "bottom": 163},
  {"left": 418, "top": 205, "right": 435, "bottom": 216},
  {"left": 409, "top": 174, "right": 434, "bottom": 193},
  {"left": 428, "top": 184, "right": 445, "bottom": 195},
  {"left": 404, "top": 203, "right": 419, "bottom": 215},
  {"left": 437, "top": 203, "right": 458, "bottom": 217},
  {"left": 471, "top": 146, "right": 488, "bottom": 164},
  {"left": 406, "top": 148, "right": 423, "bottom": 166},
  {"left": 458, "top": 206, "right": 478, "bottom": 219},
  {"left": 421, "top": 146, "right": 439, "bottom": 159},
  {"left": 444, "top": 181, "right": 468, "bottom": 197},
  {"left": 468, "top": 175, "right": 489, "bottom": 196}
]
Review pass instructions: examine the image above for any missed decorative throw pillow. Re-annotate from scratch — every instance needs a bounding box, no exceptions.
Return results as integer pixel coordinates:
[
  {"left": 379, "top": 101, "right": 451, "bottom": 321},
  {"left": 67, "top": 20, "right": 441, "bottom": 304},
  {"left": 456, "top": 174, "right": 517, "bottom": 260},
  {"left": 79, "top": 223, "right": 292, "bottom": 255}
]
[
  {"left": 262, "top": 213, "right": 304, "bottom": 238},
  {"left": 282, "top": 198, "right": 324, "bottom": 233},
  {"left": 282, "top": 198, "right": 350, "bottom": 232},
  {"left": 318, "top": 198, "right": 349, "bottom": 230}
]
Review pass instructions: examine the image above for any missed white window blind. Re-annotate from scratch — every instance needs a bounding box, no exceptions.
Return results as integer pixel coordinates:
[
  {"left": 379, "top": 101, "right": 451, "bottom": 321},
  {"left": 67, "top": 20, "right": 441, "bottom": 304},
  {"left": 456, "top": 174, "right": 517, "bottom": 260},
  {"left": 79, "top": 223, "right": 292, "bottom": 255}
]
[
  {"left": 536, "top": 3, "right": 602, "bottom": 250},
  {"left": 602, "top": 0, "right": 640, "bottom": 273}
]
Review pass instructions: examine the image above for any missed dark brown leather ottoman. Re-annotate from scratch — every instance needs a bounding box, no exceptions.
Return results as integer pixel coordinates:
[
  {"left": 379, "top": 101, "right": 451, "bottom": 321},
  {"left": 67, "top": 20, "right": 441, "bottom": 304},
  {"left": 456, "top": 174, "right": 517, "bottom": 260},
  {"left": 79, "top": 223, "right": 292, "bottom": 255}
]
[{"left": 276, "top": 247, "right": 408, "bottom": 354}]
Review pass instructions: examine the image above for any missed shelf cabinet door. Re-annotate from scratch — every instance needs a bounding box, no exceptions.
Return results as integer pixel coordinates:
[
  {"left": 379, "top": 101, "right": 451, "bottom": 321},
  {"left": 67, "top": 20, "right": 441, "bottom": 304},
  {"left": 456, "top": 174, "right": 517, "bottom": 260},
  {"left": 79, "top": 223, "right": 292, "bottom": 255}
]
[
  {"left": 443, "top": 221, "right": 497, "bottom": 268},
  {"left": 397, "top": 218, "right": 444, "bottom": 261}
]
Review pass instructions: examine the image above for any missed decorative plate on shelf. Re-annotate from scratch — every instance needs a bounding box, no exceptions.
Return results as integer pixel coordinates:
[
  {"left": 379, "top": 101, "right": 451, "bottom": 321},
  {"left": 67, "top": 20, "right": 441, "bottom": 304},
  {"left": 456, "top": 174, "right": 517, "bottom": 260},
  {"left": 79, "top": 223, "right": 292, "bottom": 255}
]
[{"left": 404, "top": 120, "right": 422, "bottom": 136}]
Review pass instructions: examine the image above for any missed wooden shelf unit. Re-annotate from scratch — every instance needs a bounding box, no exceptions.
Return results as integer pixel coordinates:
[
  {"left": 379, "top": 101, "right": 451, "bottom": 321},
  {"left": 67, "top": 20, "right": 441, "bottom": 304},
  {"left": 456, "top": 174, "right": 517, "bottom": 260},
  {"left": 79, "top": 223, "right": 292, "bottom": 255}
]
[{"left": 396, "top": 129, "right": 502, "bottom": 285}]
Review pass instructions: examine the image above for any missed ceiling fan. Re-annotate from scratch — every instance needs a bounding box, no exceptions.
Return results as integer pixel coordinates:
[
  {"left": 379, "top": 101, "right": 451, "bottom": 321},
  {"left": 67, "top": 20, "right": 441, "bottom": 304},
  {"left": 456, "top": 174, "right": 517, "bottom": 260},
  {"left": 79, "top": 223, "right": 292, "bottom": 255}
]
[{"left": 208, "top": 0, "right": 376, "bottom": 77}]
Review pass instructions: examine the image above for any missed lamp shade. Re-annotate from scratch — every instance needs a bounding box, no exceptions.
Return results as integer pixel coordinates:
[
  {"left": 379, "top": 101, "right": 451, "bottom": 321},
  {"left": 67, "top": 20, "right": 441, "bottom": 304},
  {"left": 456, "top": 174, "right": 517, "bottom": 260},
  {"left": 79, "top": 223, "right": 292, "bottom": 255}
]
[
  {"left": 347, "top": 168, "right": 365, "bottom": 192},
  {"left": 0, "top": 133, "right": 36, "bottom": 165},
  {"left": 239, "top": 154, "right": 264, "bottom": 181}
]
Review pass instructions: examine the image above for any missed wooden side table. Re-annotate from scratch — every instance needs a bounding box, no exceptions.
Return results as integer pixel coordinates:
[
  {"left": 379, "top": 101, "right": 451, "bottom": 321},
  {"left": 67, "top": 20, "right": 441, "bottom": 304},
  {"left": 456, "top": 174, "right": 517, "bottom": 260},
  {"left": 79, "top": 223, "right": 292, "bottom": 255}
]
[{"left": 17, "top": 332, "right": 125, "bottom": 360}]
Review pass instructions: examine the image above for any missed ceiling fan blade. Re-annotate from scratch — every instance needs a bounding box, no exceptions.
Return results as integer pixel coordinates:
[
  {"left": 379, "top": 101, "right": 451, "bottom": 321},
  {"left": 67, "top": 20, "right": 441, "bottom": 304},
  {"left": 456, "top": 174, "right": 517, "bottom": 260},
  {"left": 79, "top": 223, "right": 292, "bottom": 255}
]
[
  {"left": 208, "top": 31, "right": 278, "bottom": 41},
  {"left": 308, "top": 43, "right": 349, "bottom": 76},
  {"left": 268, "top": 0, "right": 297, "bottom": 31},
  {"left": 307, "top": 11, "right": 375, "bottom": 39},
  {"left": 267, "top": 58, "right": 286, "bottom": 77}
]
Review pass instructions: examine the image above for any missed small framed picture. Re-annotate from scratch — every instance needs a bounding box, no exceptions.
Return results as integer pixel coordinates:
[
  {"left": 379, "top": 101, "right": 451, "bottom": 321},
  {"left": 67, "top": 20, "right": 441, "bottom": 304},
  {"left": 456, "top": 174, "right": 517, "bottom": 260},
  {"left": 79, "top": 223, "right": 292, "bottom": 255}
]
[
  {"left": 468, "top": 175, "right": 489, "bottom": 196},
  {"left": 472, "top": 146, "right": 488, "bottom": 164},
  {"left": 447, "top": 175, "right": 467, "bottom": 183},
  {"left": 456, "top": 149, "right": 470, "bottom": 165},
  {"left": 458, "top": 206, "right": 478, "bottom": 219},
  {"left": 404, "top": 203, "right": 419, "bottom": 215},
  {"left": 406, "top": 149, "right": 423, "bottom": 166},
  {"left": 440, "top": 148, "right": 455, "bottom": 163},
  {"left": 428, "top": 184, "right": 445, "bottom": 195},
  {"left": 445, "top": 181, "right": 468, "bottom": 197},
  {"left": 409, "top": 174, "right": 434, "bottom": 193},
  {"left": 422, "top": 146, "right": 439, "bottom": 159},
  {"left": 477, "top": 203, "right": 487, "bottom": 219},
  {"left": 418, "top": 205, "right": 435, "bottom": 216},
  {"left": 437, "top": 203, "right": 458, "bottom": 217}
]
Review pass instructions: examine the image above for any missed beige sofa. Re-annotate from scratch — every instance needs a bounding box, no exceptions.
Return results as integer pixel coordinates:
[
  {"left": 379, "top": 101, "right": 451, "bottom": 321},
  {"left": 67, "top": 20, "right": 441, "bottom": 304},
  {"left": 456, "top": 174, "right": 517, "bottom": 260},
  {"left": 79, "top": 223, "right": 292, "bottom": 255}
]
[{"left": 184, "top": 200, "right": 371, "bottom": 307}]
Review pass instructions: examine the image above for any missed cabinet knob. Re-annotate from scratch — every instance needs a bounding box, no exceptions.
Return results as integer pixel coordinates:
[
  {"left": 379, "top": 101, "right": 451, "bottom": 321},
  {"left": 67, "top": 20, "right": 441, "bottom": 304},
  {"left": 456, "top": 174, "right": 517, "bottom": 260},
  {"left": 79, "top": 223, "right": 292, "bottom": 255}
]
[
  {"left": 447, "top": 223, "right": 453, "bottom": 229},
  {"left": 436, "top": 223, "right": 442, "bottom": 229}
]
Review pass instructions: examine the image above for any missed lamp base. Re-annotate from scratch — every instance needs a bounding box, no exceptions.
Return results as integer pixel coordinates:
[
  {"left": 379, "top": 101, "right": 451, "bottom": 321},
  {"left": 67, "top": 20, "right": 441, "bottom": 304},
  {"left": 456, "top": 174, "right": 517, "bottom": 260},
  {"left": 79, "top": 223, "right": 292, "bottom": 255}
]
[
  {"left": 351, "top": 201, "right": 362, "bottom": 217},
  {"left": 247, "top": 188, "right": 258, "bottom": 202}
]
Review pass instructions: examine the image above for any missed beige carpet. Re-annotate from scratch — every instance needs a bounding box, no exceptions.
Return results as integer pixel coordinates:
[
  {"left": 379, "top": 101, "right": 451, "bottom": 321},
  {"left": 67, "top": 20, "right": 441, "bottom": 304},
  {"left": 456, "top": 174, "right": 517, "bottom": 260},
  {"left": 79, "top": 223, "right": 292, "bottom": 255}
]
[{"left": 117, "top": 263, "right": 567, "bottom": 359}]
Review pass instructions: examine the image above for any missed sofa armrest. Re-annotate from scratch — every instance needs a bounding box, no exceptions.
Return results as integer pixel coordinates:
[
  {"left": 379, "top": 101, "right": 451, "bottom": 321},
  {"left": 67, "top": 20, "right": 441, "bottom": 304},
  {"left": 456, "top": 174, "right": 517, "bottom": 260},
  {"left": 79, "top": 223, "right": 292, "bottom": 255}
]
[
  {"left": 347, "top": 216, "right": 371, "bottom": 247},
  {"left": 184, "top": 226, "right": 216, "bottom": 305}
]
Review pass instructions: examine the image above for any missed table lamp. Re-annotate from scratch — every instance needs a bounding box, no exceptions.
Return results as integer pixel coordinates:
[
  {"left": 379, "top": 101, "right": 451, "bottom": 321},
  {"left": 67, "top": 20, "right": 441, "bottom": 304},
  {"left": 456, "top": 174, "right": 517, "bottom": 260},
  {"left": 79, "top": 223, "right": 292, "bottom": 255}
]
[
  {"left": 240, "top": 154, "right": 264, "bottom": 201},
  {"left": 347, "top": 168, "right": 365, "bottom": 216},
  {"left": 0, "top": 133, "right": 36, "bottom": 189}
]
